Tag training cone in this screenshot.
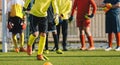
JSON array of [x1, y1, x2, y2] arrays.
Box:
[[43, 62, 53, 65]]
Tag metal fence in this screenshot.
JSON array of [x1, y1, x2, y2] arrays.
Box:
[[0, 10, 108, 42], [47, 11, 108, 42]]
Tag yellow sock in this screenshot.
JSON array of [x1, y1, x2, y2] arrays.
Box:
[[28, 34, 37, 46], [19, 33, 24, 48], [37, 35, 46, 55], [12, 34, 18, 48]]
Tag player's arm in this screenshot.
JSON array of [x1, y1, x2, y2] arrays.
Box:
[[62, 0, 72, 17], [24, 0, 31, 9], [68, 0, 77, 22], [52, 0, 59, 15], [84, 0, 97, 20], [71, 0, 77, 16], [52, 0, 59, 25], [90, 0, 97, 15], [112, 2, 120, 8]]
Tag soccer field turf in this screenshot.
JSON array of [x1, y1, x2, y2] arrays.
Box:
[[0, 49, 120, 65]]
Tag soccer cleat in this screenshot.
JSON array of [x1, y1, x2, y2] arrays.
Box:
[[80, 47, 86, 50], [43, 54, 49, 60], [87, 47, 95, 51], [56, 49, 64, 54], [105, 47, 112, 51], [37, 54, 45, 61], [27, 45, 32, 55], [43, 50, 49, 54], [20, 47, 26, 52], [14, 48, 19, 53], [115, 47, 120, 51]]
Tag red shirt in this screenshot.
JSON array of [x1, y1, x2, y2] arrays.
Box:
[[71, 0, 97, 21]]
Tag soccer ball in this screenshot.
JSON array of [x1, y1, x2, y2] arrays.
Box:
[[43, 61, 53, 65]]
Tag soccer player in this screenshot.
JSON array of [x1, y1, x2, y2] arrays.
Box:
[[56, 0, 72, 51], [7, 0, 26, 53], [44, 4, 63, 54], [24, 0, 59, 60], [100, 0, 120, 51], [69, 0, 97, 50]]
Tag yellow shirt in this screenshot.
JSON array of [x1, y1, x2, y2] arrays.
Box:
[[7, 0, 24, 18], [24, 0, 58, 17], [57, 0, 72, 19]]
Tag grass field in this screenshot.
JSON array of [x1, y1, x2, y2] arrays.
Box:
[[0, 48, 120, 65]]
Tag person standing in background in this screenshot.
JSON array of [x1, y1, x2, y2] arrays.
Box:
[[69, 0, 97, 50], [100, 0, 120, 51], [56, 0, 72, 51], [24, 0, 59, 60], [7, 0, 26, 53], [44, 4, 63, 54]]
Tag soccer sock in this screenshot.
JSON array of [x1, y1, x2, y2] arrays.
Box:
[[53, 33, 59, 50], [19, 33, 24, 48], [80, 35, 86, 48], [116, 33, 120, 47], [38, 35, 46, 55], [87, 36, 94, 48], [45, 34, 48, 50], [108, 33, 113, 47], [28, 34, 37, 46], [12, 34, 18, 48]]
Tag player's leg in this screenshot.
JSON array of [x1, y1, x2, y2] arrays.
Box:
[[115, 32, 120, 51], [85, 26, 95, 50], [44, 33, 49, 54], [37, 17, 48, 60], [105, 33, 113, 51], [79, 26, 86, 50], [12, 34, 19, 53], [52, 31, 63, 54], [27, 15, 38, 55], [61, 20, 68, 51], [19, 32, 26, 52]]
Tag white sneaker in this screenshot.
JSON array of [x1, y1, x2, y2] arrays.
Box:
[[115, 47, 120, 51], [105, 47, 112, 51]]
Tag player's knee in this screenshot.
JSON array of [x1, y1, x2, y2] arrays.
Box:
[[33, 32, 39, 37], [40, 32, 46, 37]]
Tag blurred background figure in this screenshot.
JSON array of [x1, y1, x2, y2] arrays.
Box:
[[56, 0, 72, 51], [69, 0, 97, 50], [7, 0, 26, 53]]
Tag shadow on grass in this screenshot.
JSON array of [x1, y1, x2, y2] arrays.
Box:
[[0, 56, 38, 61], [49, 55, 120, 58]]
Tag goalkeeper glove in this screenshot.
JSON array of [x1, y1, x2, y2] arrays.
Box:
[[103, 3, 112, 13], [54, 14, 59, 26], [68, 15, 73, 23], [85, 14, 94, 20]]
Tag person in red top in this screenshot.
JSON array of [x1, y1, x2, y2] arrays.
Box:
[[69, 0, 97, 50]]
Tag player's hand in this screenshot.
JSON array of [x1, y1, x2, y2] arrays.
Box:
[[103, 3, 112, 13], [105, 3, 112, 9], [59, 16, 64, 24], [21, 22, 27, 30], [68, 15, 73, 23], [85, 14, 94, 20], [7, 22, 13, 30]]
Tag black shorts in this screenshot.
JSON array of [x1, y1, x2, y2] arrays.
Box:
[[9, 16, 23, 34], [29, 14, 47, 33], [47, 21, 56, 32]]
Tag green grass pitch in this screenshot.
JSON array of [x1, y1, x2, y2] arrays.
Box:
[[0, 49, 120, 65]]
